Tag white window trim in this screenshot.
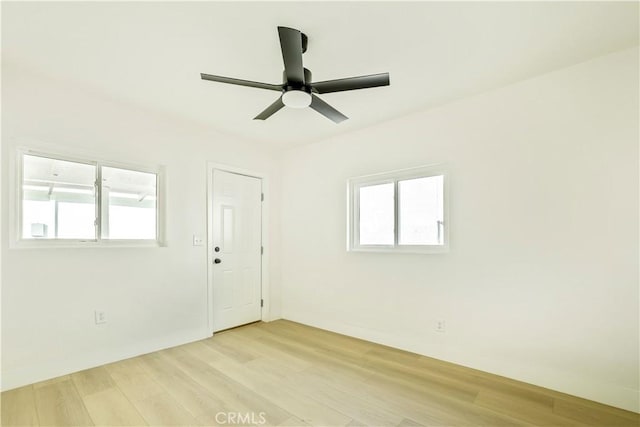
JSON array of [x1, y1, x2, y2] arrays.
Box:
[[12, 147, 166, 248], [347, 164, 449, 254]]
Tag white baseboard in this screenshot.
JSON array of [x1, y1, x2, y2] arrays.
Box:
[[1, 330, 208, 392]]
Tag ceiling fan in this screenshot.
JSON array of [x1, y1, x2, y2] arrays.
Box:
[[200, 26, 390, 124]]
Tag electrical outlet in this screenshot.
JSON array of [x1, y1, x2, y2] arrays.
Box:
[[435, 319, 446, 333], [95, 310, 107, 324]]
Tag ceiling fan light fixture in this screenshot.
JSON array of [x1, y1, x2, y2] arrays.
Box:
[[282, 90, 311, 108]]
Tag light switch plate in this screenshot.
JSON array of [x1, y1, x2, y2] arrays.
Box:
[[193, 235, 204, 246], [95, 310, 106, 324]]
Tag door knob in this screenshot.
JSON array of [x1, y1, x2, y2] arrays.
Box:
[[214, 258, 222, 264]]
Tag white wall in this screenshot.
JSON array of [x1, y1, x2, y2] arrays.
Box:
[[0, 62, 282, 390], [279, 48, 639, 412]]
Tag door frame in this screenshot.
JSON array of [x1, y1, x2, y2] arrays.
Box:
[[206, 162, 270, 335]]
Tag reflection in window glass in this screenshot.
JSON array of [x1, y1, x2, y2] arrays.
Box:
[[398, 175, 444, 245], [21, 155, 96, 239], [22, 200, 55, 238], [359, 183, 394, 245], [102, 167, 157, 240]]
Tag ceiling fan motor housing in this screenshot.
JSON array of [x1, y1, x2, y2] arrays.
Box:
[[283, 68, 313, 93]]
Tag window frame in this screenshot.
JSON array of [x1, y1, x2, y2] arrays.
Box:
[[347, 164, 449, 254], [13, 148, 165, 248]]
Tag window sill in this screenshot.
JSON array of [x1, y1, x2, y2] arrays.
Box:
[[11, 239, 165, 249], [348, 245, 449, 254]]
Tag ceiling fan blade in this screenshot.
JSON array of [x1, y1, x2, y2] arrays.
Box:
[[310, 94, 348, 124], [312, 73, 390, 94], [254, 97, 285, 120], [277, 26, 305, 86], [200, 73, 282, 91]]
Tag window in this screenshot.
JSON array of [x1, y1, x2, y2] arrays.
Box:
[[348, 165, 447, 253], [17, 150, 163, 245], [101, 166, 157, 240]]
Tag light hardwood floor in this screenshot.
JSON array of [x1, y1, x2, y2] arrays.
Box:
[[1, 320, 638, 426]]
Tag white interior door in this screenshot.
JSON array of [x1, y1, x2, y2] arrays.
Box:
[[211, 169, 262, 332]]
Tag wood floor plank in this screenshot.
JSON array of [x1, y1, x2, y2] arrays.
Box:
[[553, 398, 640, 426], [4, 320, 639, 427], [277, 415, 312, 426], [260, 320, 374, 357], [304, 383, 405, 426], [227, 332, 313, 372], [164, 344, 294, 426], [179, 340, 229, 365], [474, 390, 582, 426], [151, 371, 231, 419], [1, 385, 39, 427], [286, 342, 482, 425], [365, 371, 530, 426], [297, 352, 512, 426], [34, 379, 93, 426], [361, 347, 485, 401], [131, 392, 199, 426], [104, 357, 164, 403], [32, 375, 71, 389], [82, 387, 147, 426], [397, 418, 425, 427], [201, 332, 260, 363], [211, 357, 353, 426], [358, 349, 480, 404], [139, 350, 186, 378], [256, 332, 375, 385], [71, 366, 116, 397]]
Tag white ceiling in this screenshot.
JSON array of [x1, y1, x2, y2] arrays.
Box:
[[2, 2, 638, 150]]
